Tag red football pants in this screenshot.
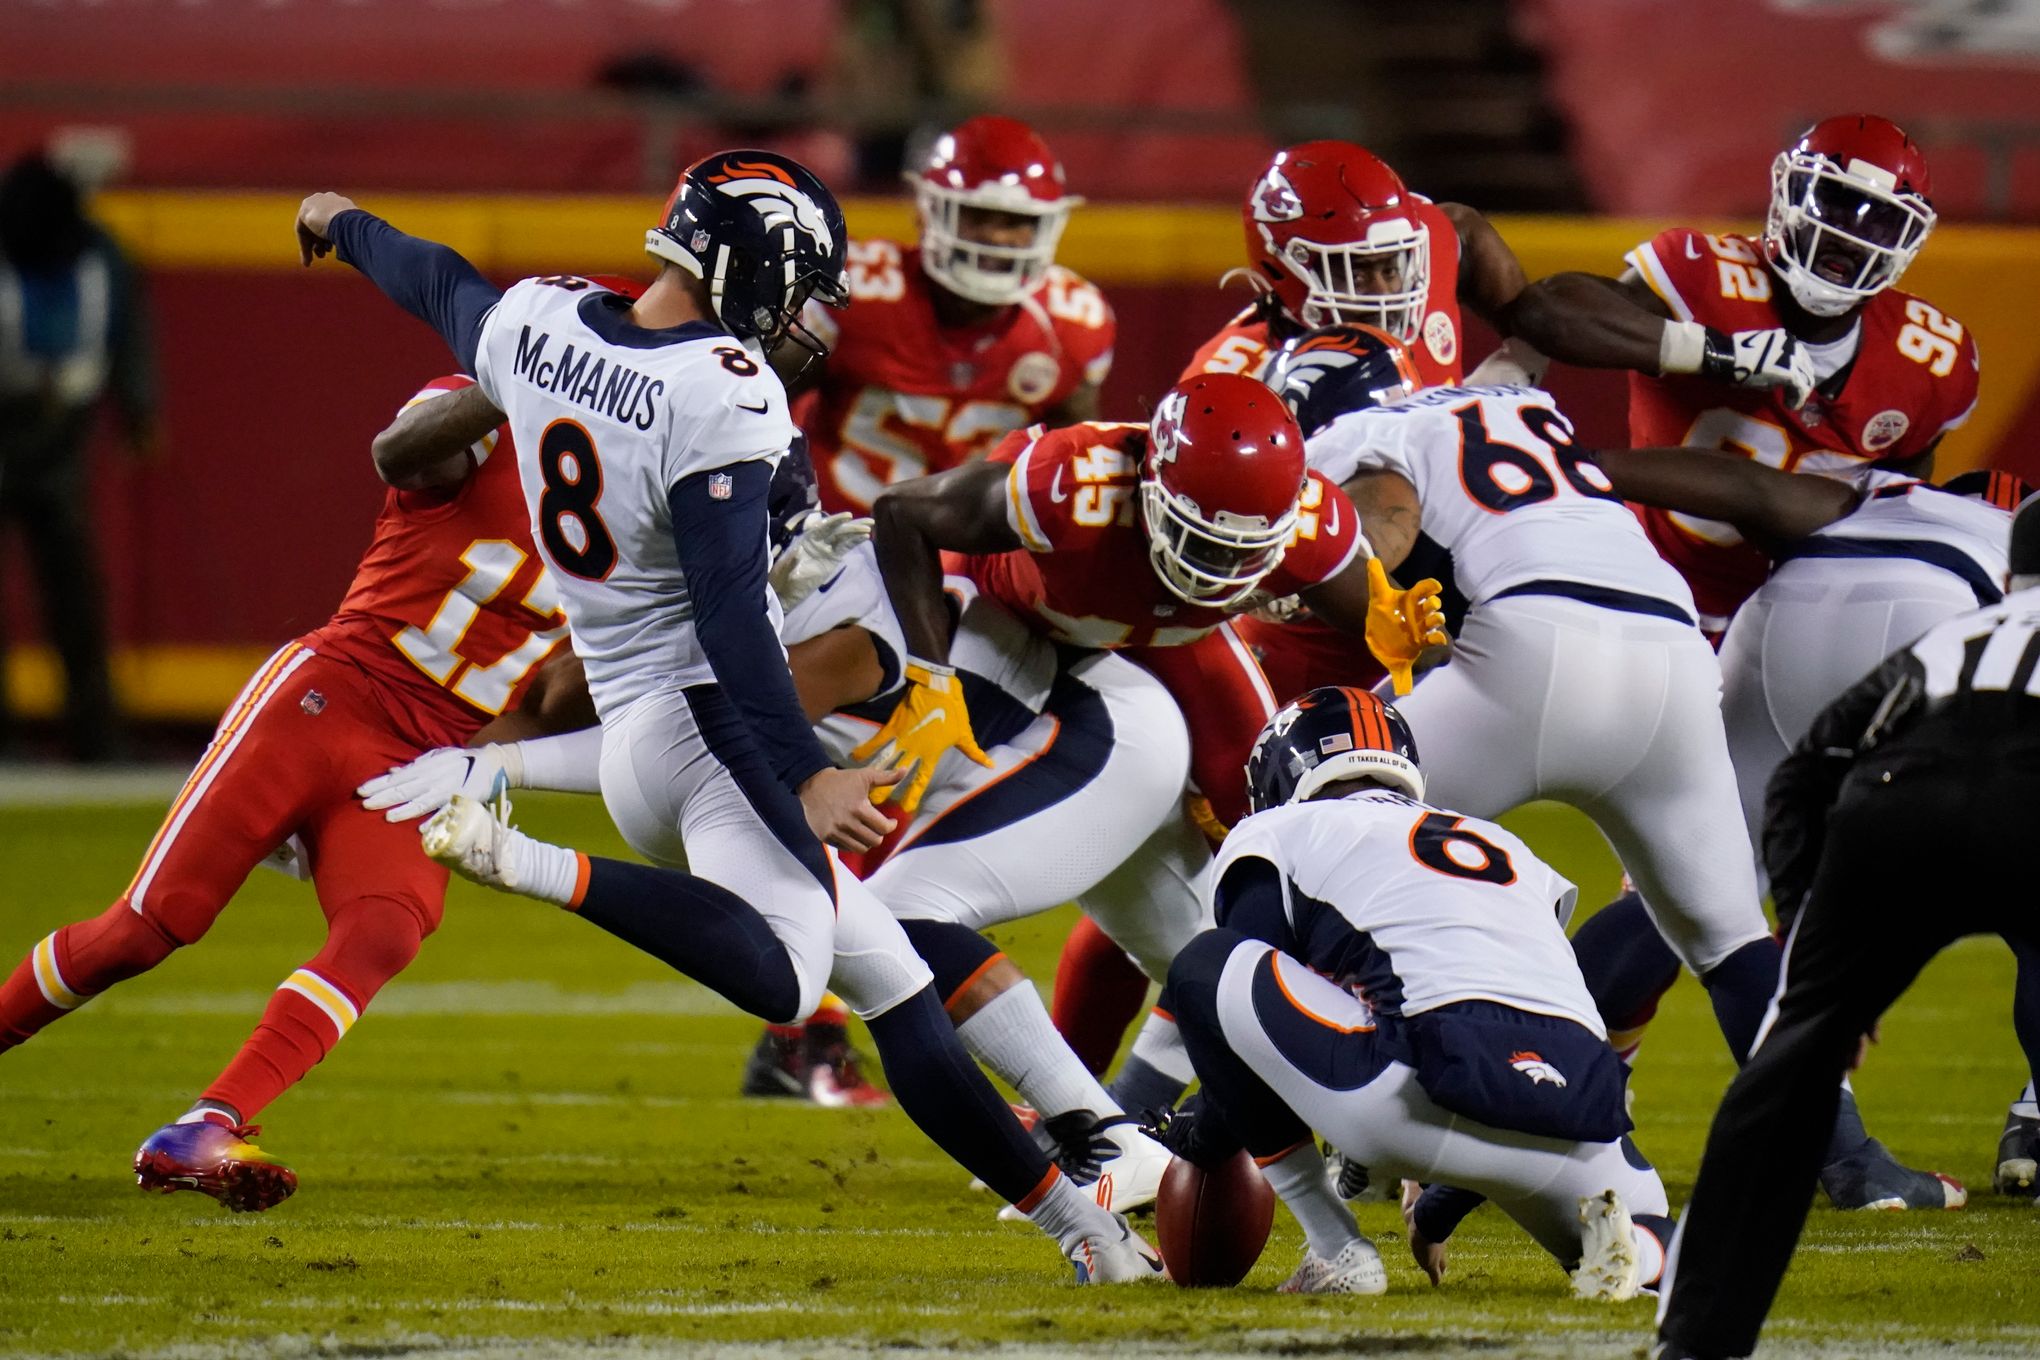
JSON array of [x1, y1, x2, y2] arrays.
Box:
[[1227, 612, 1386, 711], [1125, 623, 1277, 834], [0, 642, 449, 1114]]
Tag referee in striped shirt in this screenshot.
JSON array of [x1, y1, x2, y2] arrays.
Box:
[[1655, 495, 2040, 1360]]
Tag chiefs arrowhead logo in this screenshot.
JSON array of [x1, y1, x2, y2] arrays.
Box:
[[1509, 1050, 1568, 1087], [1150, 389, 1189, 465], [1252, 166, 1303, 223]]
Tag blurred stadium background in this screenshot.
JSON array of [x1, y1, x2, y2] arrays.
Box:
[[3, 0, 2040, 758]]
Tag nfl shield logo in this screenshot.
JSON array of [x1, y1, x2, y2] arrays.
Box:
[[709, 472, 733, 501], [300, 689, 326, 716]]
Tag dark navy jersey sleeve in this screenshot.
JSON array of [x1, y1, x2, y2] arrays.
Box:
[[669, 461, 836, 793], [328, 210, 501, 375], [1211, 854, 1294, 953]]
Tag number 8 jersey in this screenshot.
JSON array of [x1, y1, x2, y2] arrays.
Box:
[[473, 276, 799, 716], [1305, 384, 1695, 617]]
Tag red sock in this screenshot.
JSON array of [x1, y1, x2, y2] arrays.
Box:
[[202, 897, 426, 1119], [1050, 916, 1152, 1074], [0, 901, 179, 1051]]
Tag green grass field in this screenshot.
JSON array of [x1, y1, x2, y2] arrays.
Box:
[[1, 790, 2033, 1359]]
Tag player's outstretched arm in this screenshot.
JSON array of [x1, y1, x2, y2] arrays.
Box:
[[857, 462, 1019, 811], [1340, 470, 1424, 573], [295, 193, 502, 374], [869, 461, 1020, 666], [1588, 445, 1859, 550], [1497, 270, 1675, 373], [371, 381, 507, 490], [1300, 553, 1446, 697], [1503, 269, 1815, 407]]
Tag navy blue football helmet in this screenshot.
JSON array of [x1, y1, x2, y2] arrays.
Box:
[[647, 150, 849, 362], [1245, 685, 1424, 814], [1265, 323, 1422, 439]]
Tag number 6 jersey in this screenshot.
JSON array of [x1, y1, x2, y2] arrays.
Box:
[[1215, 789, 1599, 1031], [472, 276, 799, 716], [1305, 384, 1695, 616]]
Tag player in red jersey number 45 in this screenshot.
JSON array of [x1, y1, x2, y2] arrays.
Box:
[[858, 372, 1445, 832], [800, 115, 1114, 514], [0, 375, 582, 1211]]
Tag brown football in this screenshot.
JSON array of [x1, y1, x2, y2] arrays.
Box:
[[1154, 1151, 1275, 1287]]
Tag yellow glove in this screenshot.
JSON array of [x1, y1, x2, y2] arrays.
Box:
[[1365, 557, 1448, 695], [848, 658, 993, 814]]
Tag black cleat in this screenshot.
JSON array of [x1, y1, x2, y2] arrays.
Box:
[[739, 1027, 807, 1098], [1994, 1107, 2039, 1199], [1820, 1137, 1966, 1210]]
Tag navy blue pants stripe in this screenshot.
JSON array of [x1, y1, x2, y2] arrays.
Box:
[[908, 668, 1116, 851], [1246, 947, 1400, 1093], [683, 683, 835, 897]]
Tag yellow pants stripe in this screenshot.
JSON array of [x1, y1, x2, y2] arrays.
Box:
[[31, 935, 85, 1010], [280, 969, 359, 1039]]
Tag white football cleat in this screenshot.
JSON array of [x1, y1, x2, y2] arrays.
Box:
[[421, 793, 533, 893], [1083, 1120, 1173, 1214], [1068, 1213, 1166, 1284], [1277, 1236, 1389, 1295], [1569, 1190, 1642, 1302], [996, 1116, 1172, 1221]]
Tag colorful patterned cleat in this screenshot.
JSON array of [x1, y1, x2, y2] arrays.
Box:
[[134, 1120, 297, 1213]]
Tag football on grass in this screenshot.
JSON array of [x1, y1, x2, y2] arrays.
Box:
[[1154, 1151, 1274, 1287]]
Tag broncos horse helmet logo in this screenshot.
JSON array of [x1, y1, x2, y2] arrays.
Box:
[[1509, 1050, 1568, 1088], [706, 158, 837, 256]]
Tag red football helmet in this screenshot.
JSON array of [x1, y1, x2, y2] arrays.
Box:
[[1140, 373, 1308, 607], [1243, 141, 1430, 343], [910, 115, 1082, 306], [1764, 114, 1935, 317]]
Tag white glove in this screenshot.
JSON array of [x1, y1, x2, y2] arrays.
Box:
[[1662, 321, 1815, 409], [1465, 336, 1551, 388], [358, 743, 524, 823], [258, 834, 314, 881], [769, 511, 873, 610]]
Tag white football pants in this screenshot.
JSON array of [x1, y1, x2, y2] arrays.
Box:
[[597, 684, 931, 1022], [872, 648, 1210, 981], [1393, 596, 1770, 975], [1215, 937, 1668, 1265], [1719, 557, 1977, 849]]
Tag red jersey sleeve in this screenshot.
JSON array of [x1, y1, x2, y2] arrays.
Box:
[[1266, 472, 1365, 591], [1623, 228, 1782, 332], [993, 422, 1145, 556]]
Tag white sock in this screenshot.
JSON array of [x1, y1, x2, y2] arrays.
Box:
[[2013, 1081, 2038, 1121], [505, 828, 582, 906], [1632, 1223, 1667, 1287], [177, 1100, 240, 1127], [1024, 1169, 1113, 1251], [957, 983, 1121, 1119], [1260, 1141, 1361, 1259], [1128, 1009, 1198, 1084]]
